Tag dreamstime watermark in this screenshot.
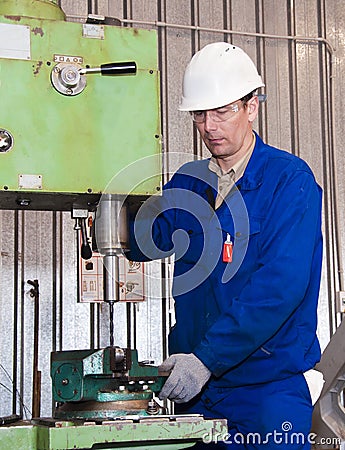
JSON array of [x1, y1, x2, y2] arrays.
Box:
[[202, 421, 342, 446]]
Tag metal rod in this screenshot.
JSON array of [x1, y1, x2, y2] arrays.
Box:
[[79, 67, 101, 75], [28, 279, 41, 418]]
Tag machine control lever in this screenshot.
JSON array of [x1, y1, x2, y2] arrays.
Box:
[[51, 62, 136, 96], [79, 61, 137, 76], [79, 218, 92, 260]]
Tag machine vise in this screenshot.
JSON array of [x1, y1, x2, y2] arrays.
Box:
[[51, 347, 167, 419]]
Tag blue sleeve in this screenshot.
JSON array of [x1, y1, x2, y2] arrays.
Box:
[[126, 179, 177, 262], [193, 166, 323, 376]]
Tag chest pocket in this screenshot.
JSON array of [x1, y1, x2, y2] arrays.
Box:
[[231, 216, 261, 243]]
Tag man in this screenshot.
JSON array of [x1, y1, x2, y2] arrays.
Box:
[[127, 42, 323, 448]]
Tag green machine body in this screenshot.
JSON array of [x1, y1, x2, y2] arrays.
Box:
[[0, 0, 162, 211]]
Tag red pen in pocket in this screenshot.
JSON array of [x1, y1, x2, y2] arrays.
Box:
[[222, 233, 233, 263]]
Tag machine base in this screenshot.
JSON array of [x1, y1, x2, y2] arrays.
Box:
[[0, 415, 227, 449]]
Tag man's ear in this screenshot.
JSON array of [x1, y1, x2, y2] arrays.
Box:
[[248, 96, 259, 123]]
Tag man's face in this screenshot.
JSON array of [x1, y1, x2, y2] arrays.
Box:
[[194, 96, 259, 165]]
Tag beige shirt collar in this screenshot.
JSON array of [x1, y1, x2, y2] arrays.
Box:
[[208, 133, 256, 182], [208, 133, 256, 208]]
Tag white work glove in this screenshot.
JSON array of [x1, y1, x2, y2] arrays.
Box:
[[158, 353, 211, 403]]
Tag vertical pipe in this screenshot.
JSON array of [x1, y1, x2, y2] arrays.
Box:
[[316, 0, 337, 336], [122, 0, 132, 23], [51, 212, 58, 414], [20, 212, 26, 418], [87, 0, 93, 15], [328, 61, 344, 297], [191, 0, 200, 159], [12, 211, 19, 415], [52, 212, 57, 352], [324, 56, 336, 337], [254, 0, 266, 140], [286, 0, 300, 157], [123, 0, 127, 21], [59, 213, 63, 350], [158, 0, 170, 362], [222, 0, 230, 43], [158, 0, 169, 182]]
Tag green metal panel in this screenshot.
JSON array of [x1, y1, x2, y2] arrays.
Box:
[[45, 419, 224, 449], [0, 13, 161, 210], [0, 417, 228, 449]]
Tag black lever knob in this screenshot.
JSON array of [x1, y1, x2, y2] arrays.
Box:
[[79, 218, 92, 260], [100, 61, 137, 76], [79, 61, 137, 76]]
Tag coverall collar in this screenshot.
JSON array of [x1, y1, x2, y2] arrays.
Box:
[[234, 131, 266, 191]]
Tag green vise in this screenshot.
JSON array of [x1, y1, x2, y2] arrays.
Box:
[[51, 347, 167, 419]]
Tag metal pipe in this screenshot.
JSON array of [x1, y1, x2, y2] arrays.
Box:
[[65, 14, 335, 54], [12, 211, 19, 416], [327, 52, 344, 329]]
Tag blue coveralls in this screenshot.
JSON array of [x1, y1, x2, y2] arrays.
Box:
[[128, 133, 323, 449]]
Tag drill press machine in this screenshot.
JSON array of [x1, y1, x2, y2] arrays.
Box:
[[0, 1, 227, 447]]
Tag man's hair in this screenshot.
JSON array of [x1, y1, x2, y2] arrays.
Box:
[[241, 91, 255, 106]]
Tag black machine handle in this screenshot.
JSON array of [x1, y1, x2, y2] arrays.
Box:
[[79, 218, 93, 260], [100, 62, 137, 76], [79, 61, 137, 76]]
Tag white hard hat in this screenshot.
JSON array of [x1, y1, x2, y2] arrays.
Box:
[[179, 42, 265, 111]]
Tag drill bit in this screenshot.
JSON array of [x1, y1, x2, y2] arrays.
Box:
[[109, 301, 115, 347]]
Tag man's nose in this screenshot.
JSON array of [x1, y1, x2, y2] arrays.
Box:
[[203, 111, 218, 131]]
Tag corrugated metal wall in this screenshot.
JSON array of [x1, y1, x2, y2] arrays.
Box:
[[1, 0, 345, 419]]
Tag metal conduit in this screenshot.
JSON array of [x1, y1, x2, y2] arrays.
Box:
[[119, 18, 335, 54], [65, 14, 334, 53]]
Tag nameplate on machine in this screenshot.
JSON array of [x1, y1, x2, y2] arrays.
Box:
[[0, 23, 31, 60]]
